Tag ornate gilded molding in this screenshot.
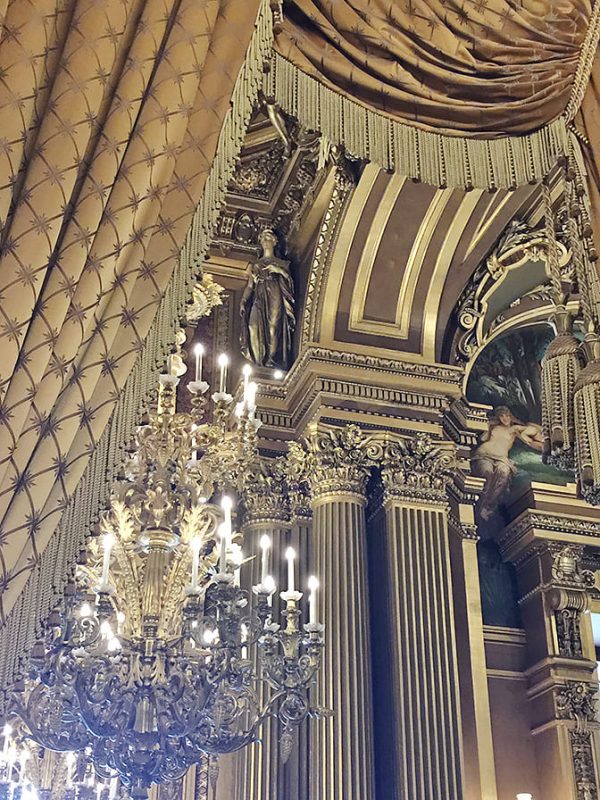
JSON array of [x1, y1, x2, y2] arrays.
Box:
[[550, 545, 595, 589], [571, 731, 599, 800], [376, 434, 456, 505], [455, 218, 570, 363], [555, 681, 597, 725], [279, 444, 312, 522], [186, 274, 224, 324], [302, 174, 355, 346], [501, 513, 600, 562], [546, 545, 594, 659]]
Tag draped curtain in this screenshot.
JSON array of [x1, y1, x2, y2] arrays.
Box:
[[271, 0, 600, 191], [0, 0, 272, 704], [277, 0, 590, 134]]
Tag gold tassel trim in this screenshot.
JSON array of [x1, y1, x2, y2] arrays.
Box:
[[0, 0, 276, 715], [264, 53, 570, 190], [574, 358, 600, 505], [541, 321, 583, 470]]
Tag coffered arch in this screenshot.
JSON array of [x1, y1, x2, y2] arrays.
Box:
[[305, 162, 540, 367]]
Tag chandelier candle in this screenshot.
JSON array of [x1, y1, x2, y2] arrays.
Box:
[[286, 546, 296, 593], [99, 533, 114, 589], [193, 342, 204, 381], [218, 523, 228, 573], [308, 576, 319, 625], [221, 495, 233, 537], [242, 363, 252, 402], [217, 353, 229, 393], [260, 534, 271, 585]]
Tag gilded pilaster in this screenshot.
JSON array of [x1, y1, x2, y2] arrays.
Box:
[[447, 473, 497, 800], [501, 513, 600, 800], [298, 425, 376, 800], [376, 434, 465, 799]]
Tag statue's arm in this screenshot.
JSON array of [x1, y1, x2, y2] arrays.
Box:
[[240, 275, 254, 315]]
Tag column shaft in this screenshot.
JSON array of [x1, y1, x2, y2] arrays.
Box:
[[383, 499, 464, 799], [310, 494, 375, 800]]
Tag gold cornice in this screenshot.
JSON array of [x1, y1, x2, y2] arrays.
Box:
[[253, 345, 462, 440]]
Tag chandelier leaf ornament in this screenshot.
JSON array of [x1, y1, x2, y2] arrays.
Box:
[[10, 344, 326, 798]]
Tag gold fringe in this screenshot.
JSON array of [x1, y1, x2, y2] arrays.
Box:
[[0, 0, 275, 715], [566, 0, 600, 122], [264, 53, 570, 190]]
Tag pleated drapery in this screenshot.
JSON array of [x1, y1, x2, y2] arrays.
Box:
[[0, 0, 274, 708]]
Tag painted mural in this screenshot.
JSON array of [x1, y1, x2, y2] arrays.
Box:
[[466, 323, 574, 627]]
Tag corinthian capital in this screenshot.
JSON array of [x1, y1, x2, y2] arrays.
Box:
[[242, 460, 289, 525], [303, 424, 372, 500], [378, 433, 455, 504]]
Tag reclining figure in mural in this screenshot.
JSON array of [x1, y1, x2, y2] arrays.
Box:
[[471, 406, 543, 521], [240, 228, 295, 370]]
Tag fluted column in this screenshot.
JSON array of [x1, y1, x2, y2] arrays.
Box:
[[378, 434, 464, 799], [301, 425, 376, 800], [233, 466, 290, 800]]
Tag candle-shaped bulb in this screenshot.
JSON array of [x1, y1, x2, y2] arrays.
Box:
[[80, 602, 92, 618], [308, 575, 319, 625], [218, 522, 228, 572], [247, 381, 258, 413], [264, 574, 276, 608], [100, 533, 114, 586], [193, 342, 204, 382], [190, 536, 201, 591], [221, 495, 233, 537], [260, 534, 271, 584], [285, 546, 296, 593], [217, 353, 229, 393]]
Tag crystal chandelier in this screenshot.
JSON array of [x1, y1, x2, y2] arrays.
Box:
[[12, 346, 326, 798]]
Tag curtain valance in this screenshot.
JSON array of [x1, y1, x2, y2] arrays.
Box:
[[271, 0, 600, 189]]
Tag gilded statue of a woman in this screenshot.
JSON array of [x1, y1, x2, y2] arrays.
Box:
[[240, 228, 295, 370]]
